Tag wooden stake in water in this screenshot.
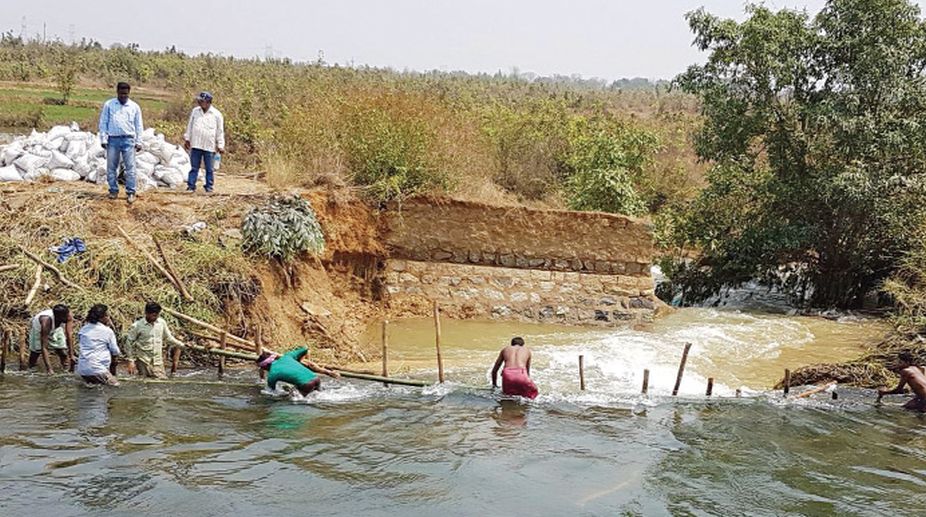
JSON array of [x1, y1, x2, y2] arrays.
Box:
[[0, 329, 7, 373], [256, 326, 266, 381], [735, 388, 742, 398], [783, 369, 791, 396], [671, 343, 692, 396], [217, 331, 227, 379], [382, 320, 389, 387], [170, 345, 181, 377], [706, 377, 714, 397], [19, 332, 27, 371], [433, 301, 445, 383], [642, 369, 650, 394], [578, 355, 586, 391]]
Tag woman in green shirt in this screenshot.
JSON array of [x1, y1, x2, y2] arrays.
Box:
[[256, 346, 340, 396]]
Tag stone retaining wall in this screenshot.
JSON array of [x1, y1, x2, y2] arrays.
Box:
[[384, 259, 656, 325], [386, 197, 653, 276]]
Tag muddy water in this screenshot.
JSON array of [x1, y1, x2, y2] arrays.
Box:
[[363, 308, 887, 395], [4, 309, 926, 516]]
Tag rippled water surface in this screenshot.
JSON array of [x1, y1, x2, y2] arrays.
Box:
[[2, 309, 924, 516]]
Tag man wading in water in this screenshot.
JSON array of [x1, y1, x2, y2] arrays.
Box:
[[878, 351, 926, 411], [491, 337, 539, 399], [256, 346, 340, 396]]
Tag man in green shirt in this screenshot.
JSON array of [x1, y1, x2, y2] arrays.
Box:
[[124, 302, 184, 379], [256, 346, 340, 396]]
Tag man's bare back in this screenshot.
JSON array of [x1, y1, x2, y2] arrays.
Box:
[[879, 353, 926, 411], [490, 337, 538, 399], [499, 345, 531, 370]]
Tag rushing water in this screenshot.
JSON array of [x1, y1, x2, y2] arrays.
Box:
[[2, 308, 925, 516]]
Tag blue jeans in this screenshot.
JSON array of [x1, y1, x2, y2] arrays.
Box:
[[188, 148, 215, 192], [106, 136, 136, 195]]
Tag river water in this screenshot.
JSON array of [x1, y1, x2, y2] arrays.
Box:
[[2, 308, 925, 516]]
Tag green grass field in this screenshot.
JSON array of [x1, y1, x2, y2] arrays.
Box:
[[0, 83, 168, 130]]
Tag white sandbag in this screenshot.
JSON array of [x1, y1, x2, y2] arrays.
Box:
[[47, 150, 75, 170], [137, 159, 155, 176], [65, 139, 87, 160], [13, 153, 50, 174], [44, 137, 64, 151], [69, 121, 80, 132], [136, 152, 159, 165], [49, 168, 81, 182], [0, 164, 23, 181], [63, 131, 87, 141], [88, 136, 105, 158], [152, 143, 177, 163], [59, 138, 70, 152], [73, 156, 91, 178], [141, 127, 156, 141], [23, 167, 48, 181], [154, 165, 185, 188], [1, 142, 23, 166], [46, 125, 72, 140]]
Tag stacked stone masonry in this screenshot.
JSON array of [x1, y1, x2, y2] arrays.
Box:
[[385, 260, 656, 326], [382, 196, 658, 326]]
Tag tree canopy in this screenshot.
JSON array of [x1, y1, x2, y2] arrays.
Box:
[[666, 0, 926, 308]]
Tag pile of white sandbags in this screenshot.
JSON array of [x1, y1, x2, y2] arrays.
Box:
[[0, 123, 189, 189]]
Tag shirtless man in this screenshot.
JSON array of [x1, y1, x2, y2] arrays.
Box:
[[491, 336, 538, 399], [877, 351, 926, 411]]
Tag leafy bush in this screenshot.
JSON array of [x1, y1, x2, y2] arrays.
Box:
[[242, 196, 325, 261], [563, 116, 658, 215]]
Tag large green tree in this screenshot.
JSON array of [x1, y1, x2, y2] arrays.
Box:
[[668, 0, 926, 308]]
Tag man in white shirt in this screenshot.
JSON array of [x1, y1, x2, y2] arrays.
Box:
[[183, 91, 225, 193]]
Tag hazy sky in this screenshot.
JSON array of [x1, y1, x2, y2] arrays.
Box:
[[2, 0, 920, 80]]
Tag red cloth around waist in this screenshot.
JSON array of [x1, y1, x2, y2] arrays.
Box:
[[501, 367, 538, 399]]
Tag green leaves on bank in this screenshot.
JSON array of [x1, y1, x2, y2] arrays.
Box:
[[242, 196, 325, 262]]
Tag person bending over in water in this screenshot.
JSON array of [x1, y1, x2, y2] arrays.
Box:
[[878, 351, 926, 411], [491, 336, 538, 399], [256, 346, 340, 396], [76, 304, 122, 386]]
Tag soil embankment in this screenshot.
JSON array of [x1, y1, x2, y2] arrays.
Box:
[[0, 181, 658, 365]]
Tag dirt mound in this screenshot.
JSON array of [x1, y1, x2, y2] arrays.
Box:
[[0, 181, 384, 365]]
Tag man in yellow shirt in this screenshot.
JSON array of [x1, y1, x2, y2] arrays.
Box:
[[124, 302, 184, 379]]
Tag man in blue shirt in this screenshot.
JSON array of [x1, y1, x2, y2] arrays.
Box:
[[98, 82, 144, 204]]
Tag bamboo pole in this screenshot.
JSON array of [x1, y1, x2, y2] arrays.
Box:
[[170, 345, 181, 377], [706, 377, 714, 397], [0, 264, 19, 273], [187, 330, 255, 352], [152, 235, 194, 302], [18, 332, 27, 370], [783, 369, 791, 396], [433, 301, 445, 383], [217, 332, 227, 379], [0, 329, 7, 373], [18, 245, 83, 290], [671, 343, 692, 396], [794, 381, 836, 399], [381, 320, 389, 386], [641, 368, 650, 394], [117, 226, 193, 302], [24, 265, 42, 306], [256, 325, 266, 381], [578, 355, 586, 391], [163, 307, 262, 351]]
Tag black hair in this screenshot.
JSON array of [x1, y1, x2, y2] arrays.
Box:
[[52, 304, 69, 326], [145, 301, 162, 315], [899, 351, 916, 365], [256, 351, 273, 364], [116, 82, 131, 91], [87, 304, 108, 324], [511, 336, 525, 347]]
